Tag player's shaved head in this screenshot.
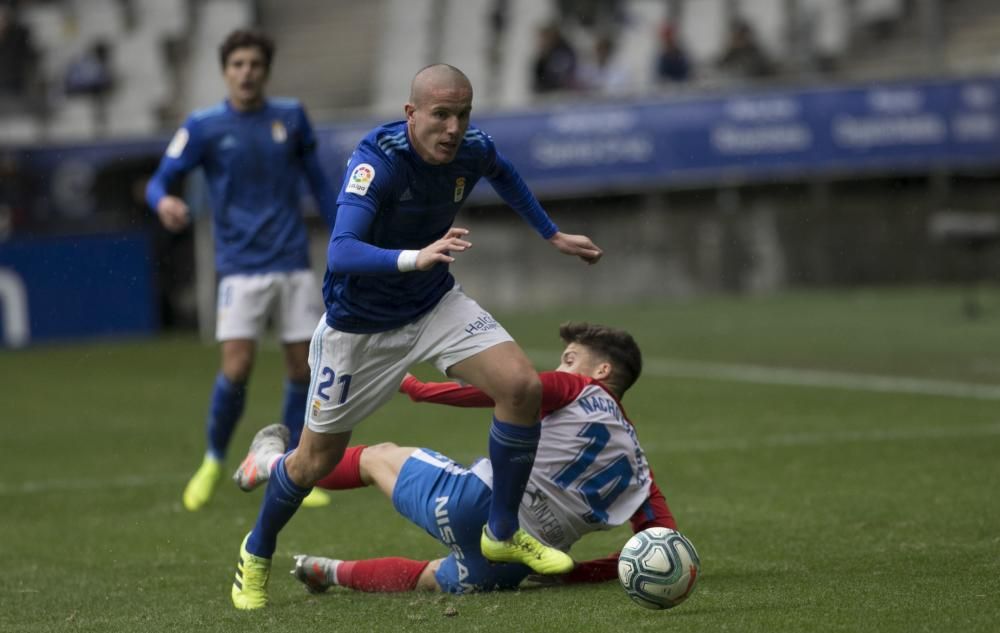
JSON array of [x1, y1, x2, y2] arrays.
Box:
[[409, 64, 472, 105], [405, 64, 473, 164]]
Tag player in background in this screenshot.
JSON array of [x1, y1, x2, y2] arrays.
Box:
[[229, 63, 604, 609], [236, 322, 676, 594], [145, 29, 337, 512]]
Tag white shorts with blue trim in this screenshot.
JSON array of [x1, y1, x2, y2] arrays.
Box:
[[305, 285, 513, 434], [215, 270, 323, 342], [391, 449, 530, 594]]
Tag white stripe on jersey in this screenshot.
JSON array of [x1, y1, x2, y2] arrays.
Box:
[[519, 383, 652, 551], [410, 449, 494, 482]]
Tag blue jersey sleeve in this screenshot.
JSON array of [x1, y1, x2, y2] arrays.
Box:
[[296, 105, 338, 230], [327, 203, 403, 274], [328, 146, 405, 275], [483, 140, 559, 240], [145, 116, 205, 212]]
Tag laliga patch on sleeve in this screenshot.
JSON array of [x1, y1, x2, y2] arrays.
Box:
[[166, 128, 189, 158], [345, 163, 375, 196]]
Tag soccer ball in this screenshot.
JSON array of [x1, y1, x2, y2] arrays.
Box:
[[617, 527, 700, 610]]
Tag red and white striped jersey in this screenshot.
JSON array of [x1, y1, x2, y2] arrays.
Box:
[[517, 374, 651, 550], [401, 371, 673, 565]]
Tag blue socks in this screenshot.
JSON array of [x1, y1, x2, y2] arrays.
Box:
[[206, 375, 308, 459], [246, 454, 310, 558], [487, 417, 540, 540], [281, 379, 309, 449], [206, 372, 247, 461]]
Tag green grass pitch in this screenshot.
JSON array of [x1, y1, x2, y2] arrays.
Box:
[[2, 286, 998, 632]]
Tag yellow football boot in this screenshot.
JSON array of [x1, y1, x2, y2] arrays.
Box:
[[182, 455, 223, 511], [232, 533, 271, 610], [480, 527, 574, 575]]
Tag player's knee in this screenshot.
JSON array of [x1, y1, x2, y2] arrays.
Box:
[[287, 366, 310, 383], [366, 441, 400, 453], [223, 367, 252, 384], [493, 371, 542, 411], [284, 349, 310, 382], [221, 351, 254, 382]]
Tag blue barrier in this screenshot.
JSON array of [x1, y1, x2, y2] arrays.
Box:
[[0, 233, 157, 347], [317, 76, 1000, 200], [10, 76, 1000, 221]]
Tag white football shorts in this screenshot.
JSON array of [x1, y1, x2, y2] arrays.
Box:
[[215, 269, 323, 343], [305, 285, 514, 434]]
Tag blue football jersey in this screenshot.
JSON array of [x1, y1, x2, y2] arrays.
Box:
[[147, 98, 328, 276], [324, 120, 558, 333]]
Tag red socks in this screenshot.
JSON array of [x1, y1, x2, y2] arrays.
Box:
[[315, 445, 367, 490], [337, 558, 430, 592], [311, 447, 429, 591]]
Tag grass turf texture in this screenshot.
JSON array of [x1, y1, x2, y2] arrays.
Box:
[[2, 286, 999, 632]]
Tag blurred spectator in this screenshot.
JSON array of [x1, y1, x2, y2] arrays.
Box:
[[555, 0, 626, 35], [578, 35, 632, 95], [486, 0, 508, 97], [791, 5, 838, 75], [717, 19, 776, 79], [0, 3, 39, 110], [64, 40, 115, 97], [654, 22, 690, 83], [64, 39, 115, 133], [532, 23, 579, 94]]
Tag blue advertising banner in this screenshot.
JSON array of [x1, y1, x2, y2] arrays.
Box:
[[318, 76, 1000, 199], [5, 76, 997, 345], [10, 76, 1000, 222], [0, 233, 157, 347]]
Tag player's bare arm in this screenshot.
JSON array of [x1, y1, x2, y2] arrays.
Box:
[[156, 195, 191, 232], [415, 227, 471, 270], [548, 231, 603, 265]]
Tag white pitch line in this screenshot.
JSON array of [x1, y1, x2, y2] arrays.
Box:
[[650, 423, 1000, 453], [645, 358, 1000, 401], [526, 349, 1000, 401], [6, 355, 1000, 497]]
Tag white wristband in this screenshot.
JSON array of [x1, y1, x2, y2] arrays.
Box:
[[397, 250, 420, 272]]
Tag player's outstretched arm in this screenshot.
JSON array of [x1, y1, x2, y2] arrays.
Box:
[[548, 231, 603, 265], [399, 373, 495, 407]]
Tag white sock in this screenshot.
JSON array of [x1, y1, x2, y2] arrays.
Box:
[[327, 559, 343, 585], [266, 454, 282, 473]]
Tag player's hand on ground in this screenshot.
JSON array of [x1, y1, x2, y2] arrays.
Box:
[[548, 231, 603, 265], [415, 227, 471, 270], [156, 195, 191, 232]]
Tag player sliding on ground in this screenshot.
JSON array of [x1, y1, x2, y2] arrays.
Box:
[[235, 323, 677, 594]]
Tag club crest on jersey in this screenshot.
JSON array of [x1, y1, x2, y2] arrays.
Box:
[[453, 177, 466, 202], [346, 163, 375, 196], [271, 120, 287, 143]]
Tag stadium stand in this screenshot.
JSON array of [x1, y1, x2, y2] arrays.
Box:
[[5, 0, 1000, 139], [256, 0, 377, 117], [4, 0, 1000, 338]]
